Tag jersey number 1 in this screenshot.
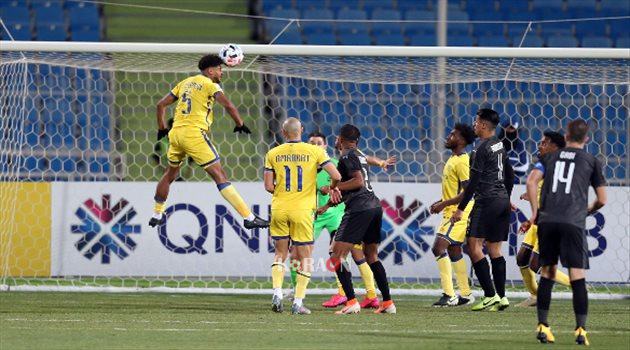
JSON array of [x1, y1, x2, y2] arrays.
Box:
[[284, 165, 303, 192], [552, 161, 575, 194]]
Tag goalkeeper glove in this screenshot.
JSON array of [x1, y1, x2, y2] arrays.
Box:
[[233, 124, 252, 134], [157, 128, 169, 141]]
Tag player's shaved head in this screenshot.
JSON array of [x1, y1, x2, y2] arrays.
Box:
[[282, 117, 303, 140]]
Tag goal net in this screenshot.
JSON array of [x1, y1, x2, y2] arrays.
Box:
[[1, 42, 628, 297]]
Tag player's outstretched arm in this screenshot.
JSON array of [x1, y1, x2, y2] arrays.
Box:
[[215, 92, 251, 133], [156, 93, 177, 140], [366, 155, 397, 170]]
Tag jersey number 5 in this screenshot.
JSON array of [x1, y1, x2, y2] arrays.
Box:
[[181, 92, 192, 115], [284, 165, 303, 192], [552, 161, 575, 194]]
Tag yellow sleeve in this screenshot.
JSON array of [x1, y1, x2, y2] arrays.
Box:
[[207, 82, 223, 97], [316, 147, 331, 166], [455, 157, 470, 182], [264, 152, 273, 172], [170, 81, 181, 99]]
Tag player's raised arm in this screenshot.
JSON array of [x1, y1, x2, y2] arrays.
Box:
[[214, 91, 251, 134], [366, 154, 397, 170], [156, 92, 177, 140]]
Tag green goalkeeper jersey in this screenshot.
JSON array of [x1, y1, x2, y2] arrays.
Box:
[[316, 158, 345, 217]]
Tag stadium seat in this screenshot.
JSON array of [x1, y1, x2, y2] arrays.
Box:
[[36, 24, 67, 41], [609, 19, 629, 37], [274, 31, 302, 44], [304, 32, 336, 44], [3, 23, 32, 40], [581, 36, 613, 47], [546, 35, 579, 47], [338, 32, 372, 45], [33, 2, 65, 26], [374, 33, 406, 46], [473, 23, 505, 37], [71, 28, 100, 41], [336, 8, 368, 33], [467, 0, 497, 13], [600, 0, 630, 14], [448, 35, 474, 46], [575, 20, 607, 38], [370, 8, 401, 35], [409, 33, 437, 46], [447, 10, 470, 34], [616, 36, 630, 48], [69, 5, 101, 31], [477, 35, 509, 46], [0, 2, 30, 26], [500, 1, 530, 14], [512, 34, 544, 47], [531, 0, 564, 11]]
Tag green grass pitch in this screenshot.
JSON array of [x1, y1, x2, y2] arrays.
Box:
[[1, 292, 628, 349]]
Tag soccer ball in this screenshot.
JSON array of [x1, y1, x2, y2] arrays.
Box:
[[219, 44, 244, 67]]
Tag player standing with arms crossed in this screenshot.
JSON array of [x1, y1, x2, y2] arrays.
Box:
[[264, 118, 342, 315], [527, 120, 606, 345], [451, 108, 514, 312]]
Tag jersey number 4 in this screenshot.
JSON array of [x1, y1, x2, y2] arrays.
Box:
[[552, 161, 575, 194], [284, 165, 303, 192]]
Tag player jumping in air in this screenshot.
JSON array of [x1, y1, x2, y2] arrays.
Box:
[[324, 124, 396, 315], [516, 131, 571, 307], [527, 120, 606, 345], [302, 131, 396, 309], [264, 118, 342, 315], [149, 54, 268, 229], [451, 108, 514, 312], [429, 123, 476, 307]]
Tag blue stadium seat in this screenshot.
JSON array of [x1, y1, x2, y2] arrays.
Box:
[[274, 30, 302, 44], [295, 0, 327, 11], [538, 22, 574, 37], [575, 21, 607, 38], [3, 23, 32, 40], [0, 2, 30, 26], [512, 34, 544, 47], [336, 9, 367, 32], [531, 0, 564, 11], [36, 24, 67, 41], [473, 23, 505, 37], [477, 35, 509, 46], [467, 0, 497, 13], [330, 1, 362, 13], [33, 2, 64, 26], [409, 34, 437, 46], [616, 37, 630, 48], [500, 1, 530, 14], [71, 28, 100, 41], [266, 9, 299, 39], [600, 0, 630, 14], [404, 22, 435, 36], [546, 35, 579, 47], [569, 0, 598, 11], [447, 10, 470, 34], [304, 32, 336, 44], [448, 35, 474, 46], [370, 8, 401, 35], [374, 32, 406, 46], [609, 19, 629, 37], [69, 5, 100, 31], [581, 36, 613, 47], [338, 32, 372, 45], [405, 10, 435, 20], [397, 0, 426, 11]]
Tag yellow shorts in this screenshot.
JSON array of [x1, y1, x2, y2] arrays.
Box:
[[167, 127, 220, 167], [522, 224, 539, 253], [270, 209, 315, 245], [437, 208, 471, 244]]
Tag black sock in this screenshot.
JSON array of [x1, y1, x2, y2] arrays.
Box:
[[537, 277, 555, 326], [571, 278, 588, 329], [472, 258, 496, 297], [369, 261, 391, 301], [490, 256, 506, 298], [334, 260, 355, 300]]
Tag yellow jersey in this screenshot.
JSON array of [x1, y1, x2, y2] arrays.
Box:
[[170, 74, 223, 131], [442, 153, 472, 213], [264, 141, 331, 210]]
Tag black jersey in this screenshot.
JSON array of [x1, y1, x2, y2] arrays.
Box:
[[537, 147, 606, 229], [458, 136, 514, 210], [337, 149, 381, 213]]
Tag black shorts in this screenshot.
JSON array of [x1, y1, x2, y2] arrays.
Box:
[[466, 198, 510, 243], [334, 207, 383, 245], [538, 222, 589, 269]]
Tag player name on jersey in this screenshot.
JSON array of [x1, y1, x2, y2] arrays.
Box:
[[275, 154, 311, 163]]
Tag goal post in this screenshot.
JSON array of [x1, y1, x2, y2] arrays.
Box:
[[1, 41, 628, 298]]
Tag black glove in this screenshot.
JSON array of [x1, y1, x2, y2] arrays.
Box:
[[233, 124, 252, 134], [157, 128, 169, 141]]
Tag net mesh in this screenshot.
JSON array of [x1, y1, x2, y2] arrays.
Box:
[[0, 49, 628, 294]]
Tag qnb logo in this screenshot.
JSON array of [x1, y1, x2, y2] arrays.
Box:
[[378, 196, 433, 265], [71, 194, 141, 264]]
